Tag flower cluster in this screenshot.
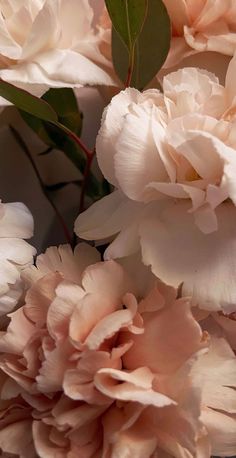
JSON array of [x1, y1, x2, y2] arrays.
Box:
[[76, 56, 236, 311], [0, 244, 235, 457]]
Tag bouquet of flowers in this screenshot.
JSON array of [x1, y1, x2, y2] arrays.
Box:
[[0, 1, 236, 456]]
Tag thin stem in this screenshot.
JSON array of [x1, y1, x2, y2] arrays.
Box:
[[79, 148, 96, 213], [57, 122, 93, 159], [9, 125, 72, 246]]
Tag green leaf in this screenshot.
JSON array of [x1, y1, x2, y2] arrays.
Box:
[[105, 0, 147, 51], [0, 80, 107, 200], [20, 111, 55, 146], [112, 0, 171, 90], [0, 79, 58, 122], [20, 114, 102, 199], [42, 88, 83, 136], [20, 88, 83, 149]]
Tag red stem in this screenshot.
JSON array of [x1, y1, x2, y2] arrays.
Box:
[[59, 123, 93, 159], [125, 46, 135, 88], [79, 148, 96, 213], [125, 65, 133, 88]]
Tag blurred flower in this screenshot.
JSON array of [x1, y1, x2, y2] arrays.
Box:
[[191, 336, 236, 456], [163, 0, 236, 68], [75, 57, 236, 311], [0, 0, 115, 98], [0, 244, 210, 457], [0, 199, 35, 318]]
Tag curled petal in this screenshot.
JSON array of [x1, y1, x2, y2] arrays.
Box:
[[94, 367, 175, 407]]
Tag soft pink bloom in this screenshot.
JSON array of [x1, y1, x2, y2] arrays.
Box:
[[194, 306, 236, 353], [163, 0, 236, 68], [75, 57, 236, 311], [0, 199, 35, 318], [191, 336, 236, 456], [0, 243, 209, 457], [0, 0, 115, 99]]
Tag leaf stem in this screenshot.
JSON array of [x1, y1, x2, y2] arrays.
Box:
[[9, 125, 72, 246], [56, 122, 93, 159]]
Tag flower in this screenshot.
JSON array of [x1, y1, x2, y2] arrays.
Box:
[[163, 0, 236, 68], [0, 199, 35, 319], [191, 336, 236, 456], [0, 243, 210, 457], [0, 0, 115, 98], [75, 57, 236, 311]]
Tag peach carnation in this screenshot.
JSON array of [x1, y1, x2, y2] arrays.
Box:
[[0, 243, 212, 457], [191, 336, 236, 456], [75, 56, 236, 311], [163, 0, 236, 68], [0, 199, 35, 319], [0, 0, 115, 98]]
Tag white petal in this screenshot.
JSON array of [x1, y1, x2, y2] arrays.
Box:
[[0, 202, 34, 238], [75, 190, 142, 240], [0, 238, 35, 265], [114, 110, 168, 201], [0, 48, 115, 92], [96, 88, 142, 186], [140, 201, 236, 312], [21, 0, 60, 60], [0, 12, 21, 59]]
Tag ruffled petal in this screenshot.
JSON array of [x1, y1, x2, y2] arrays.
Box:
[[94, 367, 175, 407], [140, 201, 236, 312], [122, 284, 203, 374]]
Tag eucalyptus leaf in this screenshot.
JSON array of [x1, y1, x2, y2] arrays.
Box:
[[42, 88, 83, 135], [0, 81, 109, 200], [20, 88, 83, 147], [105, 0, 147, 51], [20, 111, 54, 146], [112, 0, 171, 90], [0, 79, 58, 122]]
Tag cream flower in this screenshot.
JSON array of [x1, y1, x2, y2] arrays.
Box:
[[0, 0, 115, 97], [0, 244, 208, 457], [0, 199, 35, 318], [163, 0, 236, 68], [75, 57, 236, 311]]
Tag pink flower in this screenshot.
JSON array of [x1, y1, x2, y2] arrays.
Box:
[[0, 0, 115, 98], [195, 306, 236, 353], [0, 243, 208, 457], [191, 336, 236, 456], [75, 57, 236, 311], [0, 199, 35, 319], [163, 0, 236, 68]]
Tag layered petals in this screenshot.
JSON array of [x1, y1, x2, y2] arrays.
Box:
[[0, 0, 115, 97], [0, 245, 209, 457], [0, 200, 35, 318], [163, 0, 236, 67], [191, 336, 236, 456], [76, 62, 236, 312]]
